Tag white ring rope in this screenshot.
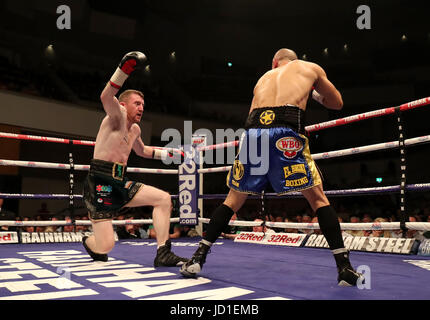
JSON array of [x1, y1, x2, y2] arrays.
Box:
[[8, 130, 428, 174], [196, 96, 430, 152], [1, 218, 429, 231], [312, 134, 430, 161], [199, 218, 430, 231], [1, 98, 429, 234], [0, 218, 180, 227], [198, 134, 430, 174], [1, 183, 430, 200], [0, 160, 178, 174]]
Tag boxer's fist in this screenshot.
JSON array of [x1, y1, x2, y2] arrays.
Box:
[[152, 148, 184, 164], [311, 89, 325, 105], [167, 149, 185, 165], [110, 51, 147, 89], [119, 51, 147, 75]]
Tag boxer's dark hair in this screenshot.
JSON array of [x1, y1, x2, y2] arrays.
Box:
[[119, 89, 144, 103]]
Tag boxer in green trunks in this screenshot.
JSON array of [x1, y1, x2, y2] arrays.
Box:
[[82, 51, 187, 267]]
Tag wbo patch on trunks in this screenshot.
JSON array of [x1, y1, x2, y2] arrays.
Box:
[[276, 137, 304, 159]]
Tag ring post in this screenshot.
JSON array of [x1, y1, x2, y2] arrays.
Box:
[[178, 144, 199, 227], [192, 135, 207, 236], [68, 141, 75, 229], [396, 108, 408, 237]]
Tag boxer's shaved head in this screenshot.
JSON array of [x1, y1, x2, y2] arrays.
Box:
[[272, 48, 298, 69]]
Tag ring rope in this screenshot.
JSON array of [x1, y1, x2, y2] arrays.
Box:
[[196, 97, 430, 152], [0, 218, 180, 227], [1, 98, 429, 236], [2, 183, 430, 200], [305, 96, 430, 132], [0, 132, 183, 156], [312, 134, 430, 161], [1, 217, 428, 231], [1, 97, 428, 152], [195, 218, 430, 231], [0, 194, 181, 200], [8, 130, 428, 174], [199, 183, 430, 199], [197, 134, 430, 174], [0, 160, 178, 174]]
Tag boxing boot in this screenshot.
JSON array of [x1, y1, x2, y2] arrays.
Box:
[[335, 250, 365, 286], [180, 241, 211, 278], [82, 236, 108, 262], [154, 239, 188, 267]]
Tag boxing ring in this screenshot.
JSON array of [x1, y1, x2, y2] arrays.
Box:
[[1, 97, 430, 300]]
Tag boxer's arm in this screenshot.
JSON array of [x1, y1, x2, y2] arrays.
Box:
[[133, 136, 152, 159], [132, 137, 170, 160], [311, 63, 343, 110], [100, 84, 122, 120], [101, 51, 148, 120]]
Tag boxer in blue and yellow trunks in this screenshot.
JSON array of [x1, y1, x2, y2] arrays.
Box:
[[227, 106, 321, 195], [181, 48, 364, 287]]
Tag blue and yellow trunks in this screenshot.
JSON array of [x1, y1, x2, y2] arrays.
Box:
[[227, 106, 321, 195], [83, 159, 143, 221]]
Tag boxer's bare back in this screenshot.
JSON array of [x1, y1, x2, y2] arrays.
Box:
[[250, 59, 343, 114]]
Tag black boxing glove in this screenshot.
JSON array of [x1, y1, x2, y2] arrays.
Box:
[[110, 51, 147, 89]]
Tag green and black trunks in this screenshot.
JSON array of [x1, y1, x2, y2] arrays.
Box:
[[83, 159, 143, 221]]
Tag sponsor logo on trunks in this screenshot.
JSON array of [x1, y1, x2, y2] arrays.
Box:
[[232, 160, 245, 181], [283, 164, 309, 187], [259, 110, 276, 125], [96, 185, 112, 193], [103, 198, 112, 206], [276, 137, 303, 159], [97, 198, 103, 203]]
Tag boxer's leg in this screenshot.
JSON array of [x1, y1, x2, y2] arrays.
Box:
[[83, 219, 114, 261], [82, 173, 114, 261], [204, 190, 248, 244], [125, 184, 188, 267], [301, 184, 344, 250], [302, 184, 364, 286], [180, 190, 248, 278]]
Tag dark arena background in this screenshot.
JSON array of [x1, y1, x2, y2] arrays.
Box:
[[0, 0, 429, 313]]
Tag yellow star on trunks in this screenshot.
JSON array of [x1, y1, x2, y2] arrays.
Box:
[[259, 110, 276, 125]]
